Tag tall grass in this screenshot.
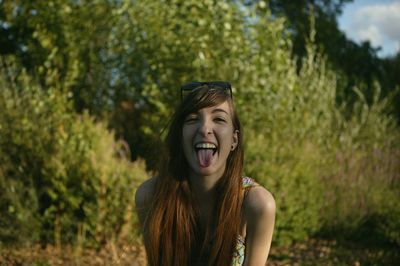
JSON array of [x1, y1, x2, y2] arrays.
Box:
[[241, 39, 400, 245]]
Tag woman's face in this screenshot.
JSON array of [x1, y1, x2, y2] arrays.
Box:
[[182, 101, 238, 178]]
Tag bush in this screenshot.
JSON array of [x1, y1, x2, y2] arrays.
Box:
[[0, 61, 149, 246]]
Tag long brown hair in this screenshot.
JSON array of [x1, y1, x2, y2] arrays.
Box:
[[144, 86, 244, 266]]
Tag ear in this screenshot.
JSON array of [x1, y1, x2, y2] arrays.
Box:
[[231, 130, 239, 151]]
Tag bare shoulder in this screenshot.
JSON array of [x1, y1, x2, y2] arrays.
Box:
[[135, 177, 157, 209], [244, 184, 276, 219], [242, 182, 276, 264], [135, 177, 157, 236]]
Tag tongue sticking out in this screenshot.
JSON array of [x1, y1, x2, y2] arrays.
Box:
[[197, 149, 214, 167]]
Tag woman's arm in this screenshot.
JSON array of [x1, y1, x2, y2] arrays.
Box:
[[243, 186, 276, 266]]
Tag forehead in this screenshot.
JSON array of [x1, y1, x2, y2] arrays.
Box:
[[194, 101, 232, 115]]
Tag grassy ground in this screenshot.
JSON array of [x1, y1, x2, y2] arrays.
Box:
[[0, 239, 398, 265]]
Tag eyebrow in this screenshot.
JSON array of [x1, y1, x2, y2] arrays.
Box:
[[211, 108, 229, 115]]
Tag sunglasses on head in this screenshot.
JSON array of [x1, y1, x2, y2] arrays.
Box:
[[180, 81, 232, 100]]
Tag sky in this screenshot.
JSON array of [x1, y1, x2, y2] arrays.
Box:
[[338, 0, 400, 58]]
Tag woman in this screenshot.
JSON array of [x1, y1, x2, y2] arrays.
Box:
[[135, 81, 275, 266]]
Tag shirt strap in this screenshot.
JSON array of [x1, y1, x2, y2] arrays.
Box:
[[242, 176, 255, 189]]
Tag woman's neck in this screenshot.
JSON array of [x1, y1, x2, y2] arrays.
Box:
[[188, 173, 222, 227], [189, 173, 220, 202], [188, 173, 223, 257]]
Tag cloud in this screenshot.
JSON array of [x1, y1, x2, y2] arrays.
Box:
[[350, 1, 400, 55]]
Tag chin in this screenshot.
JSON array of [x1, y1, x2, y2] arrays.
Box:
[[195, 165, 225, 178], [193, 167, 214, 176]]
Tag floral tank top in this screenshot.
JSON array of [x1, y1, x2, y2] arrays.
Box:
[[231, 176, 256, 266]]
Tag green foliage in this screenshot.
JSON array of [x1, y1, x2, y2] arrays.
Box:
[[0, 0, 399, 249], [0, 61, 148, 246], [267, 0, 400, 122], [318, 83, 400, 245]]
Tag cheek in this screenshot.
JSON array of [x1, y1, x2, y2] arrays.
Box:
[[182, 127, 193, 154], [182, 127, 191, 143], [219, 129, 234, 150]]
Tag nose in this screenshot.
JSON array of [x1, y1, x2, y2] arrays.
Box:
[[198, 117, 213, 136]]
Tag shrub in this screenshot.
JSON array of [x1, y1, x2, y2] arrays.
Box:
[[0, 61, 149, 246]]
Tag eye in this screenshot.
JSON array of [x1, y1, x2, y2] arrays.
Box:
[[184, 114, 198, 123], [214, 116, 227, 123]]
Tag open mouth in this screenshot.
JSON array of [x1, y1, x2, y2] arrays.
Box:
[[194, 143, 217, 167], [195, 143, 217, 154]]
